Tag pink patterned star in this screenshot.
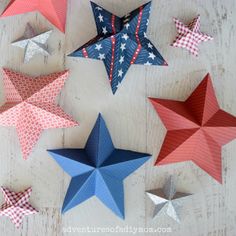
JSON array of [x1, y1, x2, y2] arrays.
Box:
[[0, 187, 38, 228], [171, 15, 213, 56], [0, 69, 78, 159]]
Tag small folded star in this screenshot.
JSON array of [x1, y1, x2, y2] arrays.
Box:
[[146, 176, 192, 222], [0, 187, 38, 228], [171, 15, 213, 56], [12, 23, 52, 63]]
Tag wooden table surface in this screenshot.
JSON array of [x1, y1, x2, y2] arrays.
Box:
[[0, 0, 235, 235]]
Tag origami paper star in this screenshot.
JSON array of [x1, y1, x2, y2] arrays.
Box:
[[149, 74, 236, 183], [1, 0, 68, 32], [12, 23, 52, 63], [48, 114, 150, 218], [146, 176, 191, 222], [0, 69, 78, 159], [0, 187, 38, 228], [171, 15, 213, 56], [69, 1, 167, 94]]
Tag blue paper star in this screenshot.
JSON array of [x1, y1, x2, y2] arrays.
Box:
[[48, 114, 150, 218], [69, 1, 167, 94]]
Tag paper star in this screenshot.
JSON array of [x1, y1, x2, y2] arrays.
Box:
[[95, 44, 102, 51], [149, 74, 236, 183], [69, 2, 167, 94], [171, 15, 213, 56], [0, 0, 68, 32], [48, 114, 150, 218], [0, 187, 38, 228], [0, 69, 78, 159], [146, 176, 191, 222], [11, 23, 52, 63]]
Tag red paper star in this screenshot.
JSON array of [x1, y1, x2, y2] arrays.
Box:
[[171, 15, 213, 56], [149, 74, 236, 183], [0, 69, 78, 159], [1, 0, 67, 32], [0, 187, 38, 228]]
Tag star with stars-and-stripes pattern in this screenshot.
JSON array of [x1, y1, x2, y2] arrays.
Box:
[[69, 1, 167, 94]]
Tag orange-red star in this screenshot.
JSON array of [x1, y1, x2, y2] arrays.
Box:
[[1, 0, 68, 32]]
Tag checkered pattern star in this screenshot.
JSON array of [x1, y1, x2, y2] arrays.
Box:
[[69, 2, 167, 94], [171, 15, 213, 56], [0, 187, 38, 228], [0, 69, 78, 159]]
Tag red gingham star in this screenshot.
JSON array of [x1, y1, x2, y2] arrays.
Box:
[[0, 187, 38, 228], [0, 69, 78, 159], [171, 15, 213, 56]]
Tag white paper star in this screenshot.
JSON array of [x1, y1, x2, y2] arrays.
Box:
[[120, 43, 126, 51], [118, 69, 123, 77], [98, 13, 103, 22], [144, 61, 152, 65], [122, 33, 129, 40], [95, 44, 102, 51], [95, 6, 103, 11], [11, 23, 52, 63], [119, 56, 124, 64], [102, 26, 108, 34], [146, 176, 192, 223], [98, 53, 105, 60], [148, 52, 156, 60], [148, 42, 153, 49], [125, 23, 130, 29]]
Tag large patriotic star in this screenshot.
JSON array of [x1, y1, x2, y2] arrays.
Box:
[[69, 1, 167, 94], [48, 114, 150, 218], [0, 69, 78, 159], [171, 15, 213, 56], [1, 0, 68, 32], [0, 187, 38, 228], [149, 74, 236, 183]]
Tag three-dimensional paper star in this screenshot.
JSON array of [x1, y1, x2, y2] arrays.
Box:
[[171, 15, 213, 56], [48, 114, 150, 218], [0, 69, 78, 159], [69, 1, 167, 94], [149, 74, 236, 183], [12, 23, 52, 63], [1, 0, 68, 32], [0, 187, 38, 228], [146, 176, 191, 222]]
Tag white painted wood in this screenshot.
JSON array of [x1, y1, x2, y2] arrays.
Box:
[[0, 0, 235, 235]]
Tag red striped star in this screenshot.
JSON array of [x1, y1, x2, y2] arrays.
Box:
[[149, 74, 236, 183]]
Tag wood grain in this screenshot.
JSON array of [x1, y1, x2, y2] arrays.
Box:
[[0, 0, 235, 235]]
